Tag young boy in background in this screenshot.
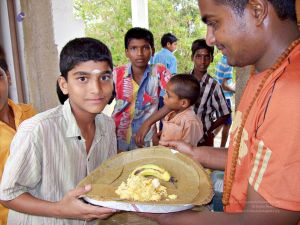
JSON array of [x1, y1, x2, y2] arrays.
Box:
[[112, 27, 172, 152], [0, 38, 117, 225], [0, 46, 36, 224], [159, 74, 203, 147]]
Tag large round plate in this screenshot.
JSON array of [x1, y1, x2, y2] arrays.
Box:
[[78, 146, 213, 213]]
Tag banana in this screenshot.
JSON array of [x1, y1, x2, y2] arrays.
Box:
[[131, 164, 172, 182]]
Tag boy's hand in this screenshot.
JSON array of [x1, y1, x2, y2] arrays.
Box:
[[55, 184, 116, 221], [159, 140, 194, 157], [135, 123, 151, 147]]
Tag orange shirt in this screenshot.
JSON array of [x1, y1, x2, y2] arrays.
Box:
[[225, 44, 300, 212], [0, 99, 36, 224], [160, 106, 203, 147]]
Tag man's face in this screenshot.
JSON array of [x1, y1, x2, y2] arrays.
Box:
[[0, 68, 9, 113], [125, 39, 153, 69], [59, 60, 114, 116], [198, 0, 261, 67], [192, 48, 212, 73]]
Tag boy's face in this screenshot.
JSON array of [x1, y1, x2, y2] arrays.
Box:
[[0, 68, 10, 113], [198, 0, 262, 67], [192, 48, 211, 73], [167, 42, 177, 53], [126, 39, 153, 69], [164, 82, 184, 111], [58, 60, 113, 116]]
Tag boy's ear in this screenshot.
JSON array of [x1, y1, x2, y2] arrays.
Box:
[[125, 49, 129, 59], [180, 98, 190, 108], [57, 76, 68, 95], [248, 0, 268, 26]]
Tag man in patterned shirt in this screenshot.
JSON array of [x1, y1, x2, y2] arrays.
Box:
[[112, 27, 171, 152]]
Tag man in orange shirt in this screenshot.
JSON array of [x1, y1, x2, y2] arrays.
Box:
[[141, 0, 300, 224], [0, 46, 36, 224]]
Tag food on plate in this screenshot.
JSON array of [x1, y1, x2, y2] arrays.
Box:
[[115, 164, 177, 201]]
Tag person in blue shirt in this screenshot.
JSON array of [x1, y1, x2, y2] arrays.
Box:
[[152, 33, 178, 130], [153, 33, 178, 74], [215, 55, 235, 147]]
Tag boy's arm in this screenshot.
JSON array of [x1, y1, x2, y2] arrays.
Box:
[[1, 185, 115, 220], [135, 105, 171, 147], [140, 185, 300, 225], [221, 78, 235, 93]]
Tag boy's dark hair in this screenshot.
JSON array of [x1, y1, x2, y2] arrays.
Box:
[[214, 0, 296, 21], [191, 39, 214, 60], [0, 45, 8, 72], [168, 74, 200, 106], [57, 37, 114, 104], [161, 33, 178, 47], [124, 27, 154, 49]]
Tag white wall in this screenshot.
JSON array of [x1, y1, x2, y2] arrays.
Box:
[[51, 0, 85, 54]]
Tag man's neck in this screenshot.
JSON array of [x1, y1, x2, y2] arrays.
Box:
[[193, 68, 206, 81]]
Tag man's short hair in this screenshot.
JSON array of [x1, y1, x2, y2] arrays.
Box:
[[161, 33, 178, 47], [191, 39, 214, 59], [215, 0, 296, 21], [168, 74, 200, 106], [124, 27, 154, 49]]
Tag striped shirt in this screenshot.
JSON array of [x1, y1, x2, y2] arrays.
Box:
[[191, 72, 231, 133], [0, 99, 117, 225]]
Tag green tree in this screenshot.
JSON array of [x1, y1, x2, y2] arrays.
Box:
[[73, 0, 221, 75]]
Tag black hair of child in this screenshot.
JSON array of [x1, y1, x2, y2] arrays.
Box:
[[161, 33, 178, 47], [191, 39, 214, 61], [168, 74, 200, 106], [56, 37, 114, 104], [124, 27, 154, 50]]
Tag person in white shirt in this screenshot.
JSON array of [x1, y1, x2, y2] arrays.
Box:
[[0, 37, 117, 225]]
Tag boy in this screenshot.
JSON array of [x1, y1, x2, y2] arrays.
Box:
[[159, 74, 203, 147], [153, 33, 178, 75], [0, 46, 36, 224], [112, 27, 172, 152], [0, 38, 117, 224], [190, 39, 230, 146], [142, 0, 300, 224]]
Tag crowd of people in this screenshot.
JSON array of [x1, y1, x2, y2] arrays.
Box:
[[0, 0, 299, 225]]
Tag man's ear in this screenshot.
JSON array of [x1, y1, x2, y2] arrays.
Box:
[[57, 76, 68, 95], [248, 0, 268, 26]]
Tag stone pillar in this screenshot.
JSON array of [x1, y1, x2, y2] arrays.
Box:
[[131, 0, 149, 29], [20, 0, 59, 112]]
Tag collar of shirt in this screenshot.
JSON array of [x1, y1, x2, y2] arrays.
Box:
[[126, 63, 152, 80], [161, 48, 173, 55], [190, 70, 208, 84], [62, 99, 105, 142], [7, 99, 23, 128]]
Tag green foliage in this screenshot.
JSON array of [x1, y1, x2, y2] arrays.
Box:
[[73, 0, 222, 76]]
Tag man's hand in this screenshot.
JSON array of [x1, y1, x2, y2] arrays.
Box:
[[55, 184, 116, 221], [135, 122, 151, 147], [159, 140, 194, 157]]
